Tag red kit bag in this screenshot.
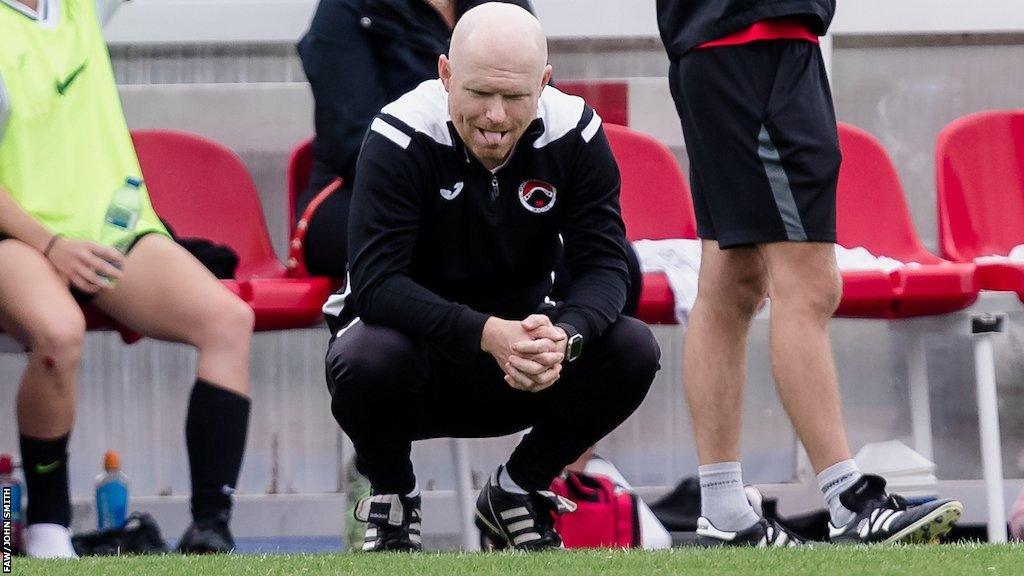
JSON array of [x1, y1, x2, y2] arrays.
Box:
[[550, 471, 641, 548]]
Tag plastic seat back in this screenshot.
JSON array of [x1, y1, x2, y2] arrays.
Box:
[[131, 130, 283, 278], [604, 123, 697, 242], [936, 110, 1024, 262], [836, 123, 940, 264], [556, 81, 629, 127]]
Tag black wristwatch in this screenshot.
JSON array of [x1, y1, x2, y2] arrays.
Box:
[[555, 323, 584, 363]]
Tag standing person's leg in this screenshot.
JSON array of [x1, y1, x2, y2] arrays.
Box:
[[0, 240, 85, 558], [669, 44, 792, 538], [92, 234, 255, 552], [753, 40, 864, 528], [684, 242, 768, 532], [755, 42, 961, 542], [760, 242, 849, 471], [759, 241, 863, 527]]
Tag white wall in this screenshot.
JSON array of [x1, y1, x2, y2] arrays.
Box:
[[103, 0, 1024, 45]]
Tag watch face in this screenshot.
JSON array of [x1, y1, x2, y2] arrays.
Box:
[[567, 333, 584, 361]]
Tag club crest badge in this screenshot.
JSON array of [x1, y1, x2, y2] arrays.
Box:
[[518, 180, 557, 214]]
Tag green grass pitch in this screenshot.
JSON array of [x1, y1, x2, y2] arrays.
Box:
[[10, 544, 1023, 576]]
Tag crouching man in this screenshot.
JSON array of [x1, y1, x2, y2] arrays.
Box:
[[322, 2, 660, 552]]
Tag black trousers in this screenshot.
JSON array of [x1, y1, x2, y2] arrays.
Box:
[[325, 315, 660, 494]]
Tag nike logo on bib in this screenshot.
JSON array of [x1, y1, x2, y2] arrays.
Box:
[[56, 62, 87, 95]]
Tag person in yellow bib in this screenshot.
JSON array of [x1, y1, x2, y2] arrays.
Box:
[[0, 0, 255, 557]]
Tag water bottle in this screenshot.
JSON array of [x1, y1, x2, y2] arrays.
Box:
[[95, 451, 129, 530], [99, 177, 143, 254], [0, 454, 23, 554]]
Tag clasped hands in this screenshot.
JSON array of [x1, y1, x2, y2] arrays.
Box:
[[481, 314, 568, 393]]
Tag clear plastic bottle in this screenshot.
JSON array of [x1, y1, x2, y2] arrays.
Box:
[[0, 454, 23, 553], [98, 177, 143, 254], [95, 451, 129, 530]]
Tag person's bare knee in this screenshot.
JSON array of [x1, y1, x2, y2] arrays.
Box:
[[722, 267, 769, 319], [766, 246, 842, 321], [27, 311, 86, 379], [193, 295, 254, 353], [696, 247, 768, 321]]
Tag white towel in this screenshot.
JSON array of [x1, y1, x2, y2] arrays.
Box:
[[633, 240, 928, 326], [974, 244, 1024, 264], [632, 239, 702, 325], [834, 245, 920, 273]]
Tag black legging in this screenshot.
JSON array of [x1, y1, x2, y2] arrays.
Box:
[[297, 159, 645, 316], [325, 314, 660, 494], [297, 160, 353, 279]]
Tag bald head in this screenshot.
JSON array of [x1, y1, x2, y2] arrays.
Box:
[[438, 2, 553, 170], [449, 3, 548, 78]]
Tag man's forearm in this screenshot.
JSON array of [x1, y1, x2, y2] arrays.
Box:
[[355, 274, 491, 351], [554, 267, 628, 341]]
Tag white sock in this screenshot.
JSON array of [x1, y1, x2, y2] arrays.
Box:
[[24, 523, 78, 559], [817, 459, 862, 527], [699, 461, 759, 532], [497, 464, 528, 495], [406, 482, 420, 499]]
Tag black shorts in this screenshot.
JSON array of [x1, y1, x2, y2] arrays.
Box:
[[669, 40, 841, 248]]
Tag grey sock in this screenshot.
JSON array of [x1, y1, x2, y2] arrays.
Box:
[[699, 461, 759, 532], [817, 459, 862, 527]]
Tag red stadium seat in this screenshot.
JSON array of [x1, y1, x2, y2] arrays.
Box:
[[936, 110, 1024, 299], [132, 130, 332, 330], [836, 122, 978, 318], [557, 81, 630, 127], [934, 110, 1024, 543], [604, 123, 697, 325]]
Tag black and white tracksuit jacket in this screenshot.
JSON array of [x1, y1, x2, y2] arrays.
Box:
[[323, 80, 631, 351]]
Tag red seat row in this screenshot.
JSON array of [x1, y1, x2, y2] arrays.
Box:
[[608, 110, 1024, 324], [285, 110, 1024, 327], [75, 108, 1022, 348]]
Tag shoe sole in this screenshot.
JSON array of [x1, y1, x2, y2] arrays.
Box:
[[694, 533, 810, 548], [885, 501, 963, 544]]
